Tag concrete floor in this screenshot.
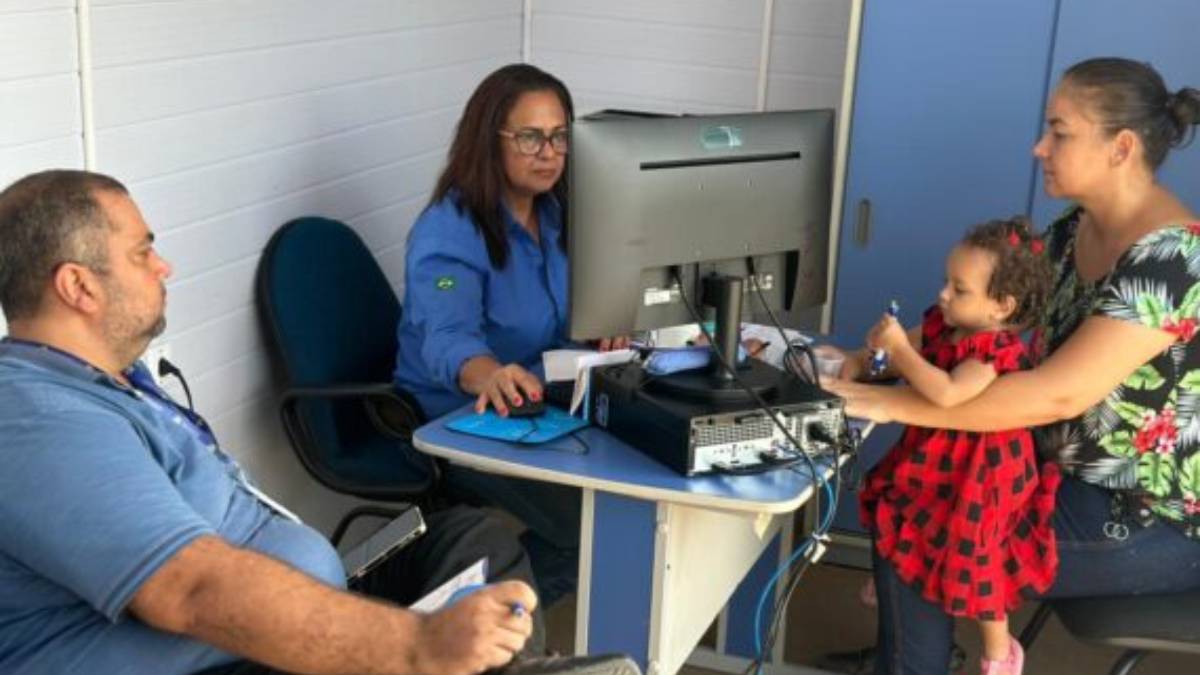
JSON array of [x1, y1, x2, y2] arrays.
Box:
[[542, 563, 1200, 675]]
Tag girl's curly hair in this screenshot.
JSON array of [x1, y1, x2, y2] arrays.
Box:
[[961, 216, 1053, 328]]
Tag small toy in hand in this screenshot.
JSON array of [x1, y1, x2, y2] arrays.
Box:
[[870, 300, 900, 375]]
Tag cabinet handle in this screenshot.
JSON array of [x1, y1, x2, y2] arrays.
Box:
[[854, 198, 872, 247]]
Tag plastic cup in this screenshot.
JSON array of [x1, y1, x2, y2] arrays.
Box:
[[816, 353, 845, 378], [807, 345, 845, 380]]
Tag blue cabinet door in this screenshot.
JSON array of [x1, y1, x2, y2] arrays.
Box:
[[1031, 0, 1200, 226], [832, 0, 1058, 348], [827, 0, 1058, 537]]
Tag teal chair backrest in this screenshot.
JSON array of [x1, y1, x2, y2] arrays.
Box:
[[257, 217, 431, 493], [259, 217, 400, 386]]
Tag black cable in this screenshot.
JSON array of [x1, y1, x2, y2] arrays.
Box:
[[669, 267, 828, 617], [673, 266, 855, 674], [744, 255, 857, 469], [761, 447, 846, 666], [746, 438, 855, 675], [733, 262, 862, 673], [669, 268, 821, 497], [745, 257, 821, 386], [157, 357, 195, 412]]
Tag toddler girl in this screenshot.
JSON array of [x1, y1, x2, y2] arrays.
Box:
[[850, 217, 1060, 675]]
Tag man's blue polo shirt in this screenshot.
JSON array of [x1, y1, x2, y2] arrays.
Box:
[[0, 339, 344, 675], [395, 193, 569, 418]]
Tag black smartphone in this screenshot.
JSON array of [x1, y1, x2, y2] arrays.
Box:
[[341, 506, 426, 582]]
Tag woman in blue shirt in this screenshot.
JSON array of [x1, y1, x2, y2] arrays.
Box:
[[395, 64, 586, 605]]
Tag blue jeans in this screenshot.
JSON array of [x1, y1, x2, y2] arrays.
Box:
[[872, 477, 1200, 675]]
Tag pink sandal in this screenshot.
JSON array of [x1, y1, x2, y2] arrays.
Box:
[[979, 637, 1023, 675]]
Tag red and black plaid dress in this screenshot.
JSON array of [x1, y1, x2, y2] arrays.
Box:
[[859, 306, 1060, 621]]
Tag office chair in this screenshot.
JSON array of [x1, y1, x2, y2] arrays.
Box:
[[1019, 588, 1200, 675], [256, 216, 439, 545]]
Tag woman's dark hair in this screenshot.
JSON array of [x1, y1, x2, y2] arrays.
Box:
[[1063, 57, 1200, 169], [962, 216, 1053, 328], [430, 63, 574, 268]]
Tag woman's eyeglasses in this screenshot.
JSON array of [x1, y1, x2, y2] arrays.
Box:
[[499, 128, 569, 156]]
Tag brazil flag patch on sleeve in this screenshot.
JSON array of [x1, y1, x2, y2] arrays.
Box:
[[435, 276, 456, 291]]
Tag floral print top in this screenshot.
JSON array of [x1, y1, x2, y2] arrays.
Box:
[[1034, 206, 1200, 538]]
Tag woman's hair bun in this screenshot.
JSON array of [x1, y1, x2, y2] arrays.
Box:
[[1167, 86, 1200, 147]]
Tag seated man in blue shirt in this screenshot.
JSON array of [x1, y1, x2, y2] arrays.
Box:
[[0, 170, 540, 675]]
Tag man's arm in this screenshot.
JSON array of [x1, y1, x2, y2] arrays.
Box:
[[129, 535, 536, 675]]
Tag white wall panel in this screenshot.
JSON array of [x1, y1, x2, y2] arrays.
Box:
[[531, 0, 763, 114], [0, 0, 71, 11], [0, 7, 76, 80], [531, 0, 763, 29], [90, 0, 516, 67], [0, 136, 84, 196], [0, 0, 82, 340], [130, 108, 456, 236], [85, 0, 523, 524], [167, 307, 262, 376], [765, 0, 852, 111], [156, 151, 444, 283], [92, 18, 519, 128], [99, 58, 496, 183], [353, 196, 426, 254], [0, 75, 81, 147]]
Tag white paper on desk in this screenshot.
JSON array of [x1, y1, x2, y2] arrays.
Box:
[[567, 349, 636, 415], [543, 348, 637, 415], [543, 349, 598, 383], [409, 557, 488, 613], [739, 323, 812, 370]]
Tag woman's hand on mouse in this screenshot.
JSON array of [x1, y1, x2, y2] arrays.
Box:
[[475, 364, 543, 416]]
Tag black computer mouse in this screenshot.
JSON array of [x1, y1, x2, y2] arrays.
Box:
[[505, 397, 545, 418]]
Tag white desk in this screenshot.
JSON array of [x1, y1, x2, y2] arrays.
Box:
[[415, 407, 859, 675]]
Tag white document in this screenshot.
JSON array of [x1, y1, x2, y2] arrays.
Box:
[[542, 348, 637, 415], [409, 557, 488, 613], [542, 348, 599, 383], [739, 323, 813, 370], [567, 349, 637, 414]]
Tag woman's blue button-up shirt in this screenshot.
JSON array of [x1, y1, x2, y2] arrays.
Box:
[[394, 193, 569, 418]]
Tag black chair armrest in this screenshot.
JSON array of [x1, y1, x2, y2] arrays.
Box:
[[281, 383, 425, 441]]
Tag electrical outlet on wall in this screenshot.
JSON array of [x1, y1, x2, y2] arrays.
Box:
[[142, 342, 172, 385]]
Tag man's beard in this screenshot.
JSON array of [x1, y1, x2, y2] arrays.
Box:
[[102, 283, 167, 368]]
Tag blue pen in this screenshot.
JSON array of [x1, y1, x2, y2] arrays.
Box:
[[870, 300, 901, 375]]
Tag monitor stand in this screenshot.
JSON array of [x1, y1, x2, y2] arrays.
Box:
[[647, 274, 780, 404]]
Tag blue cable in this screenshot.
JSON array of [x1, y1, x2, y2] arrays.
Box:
[[751, 467, 837, 667]]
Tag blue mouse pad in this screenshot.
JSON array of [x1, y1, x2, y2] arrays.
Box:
[[445, 406, 588, 444]]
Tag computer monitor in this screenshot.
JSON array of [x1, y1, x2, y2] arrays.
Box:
[[567, 109, 835, 398]]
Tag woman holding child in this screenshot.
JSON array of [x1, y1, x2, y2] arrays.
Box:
[[829, 58, 1200, 674]]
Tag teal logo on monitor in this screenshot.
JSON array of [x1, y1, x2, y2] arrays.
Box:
[[700, 125, 743, 150]]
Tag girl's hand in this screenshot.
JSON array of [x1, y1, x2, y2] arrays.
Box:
[[867, 314, 907, 353], [823, 379, 897, 424]]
